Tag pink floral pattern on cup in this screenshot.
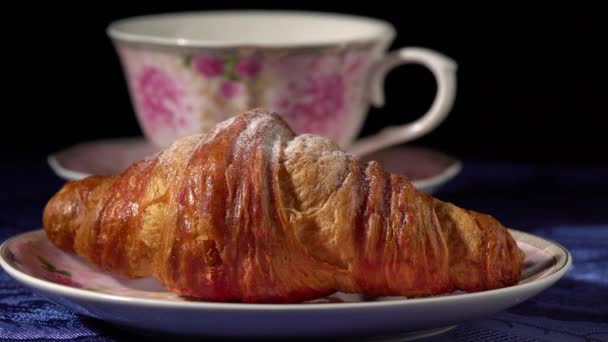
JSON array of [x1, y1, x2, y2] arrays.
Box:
[[192, 56, 223, 78], [219, 80, 242, 98], [263, 52, 369, 139], [134, 66, 185, 131], [116, 46, 372, 149], [234, 58, 262, 79], [271, 72, 346, 138]]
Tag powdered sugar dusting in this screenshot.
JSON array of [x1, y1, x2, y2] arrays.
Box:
[[283, 133, 354, 213], [233, 113, 275, 153], [157, 135, 202, 166], [154, 134, 203, 183], [285, 134, 348, 166]]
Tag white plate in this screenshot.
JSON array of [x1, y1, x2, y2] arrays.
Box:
[[0, 229, 570, 339], [48, 138, 461, 194]]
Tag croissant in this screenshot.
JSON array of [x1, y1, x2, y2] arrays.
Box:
[[43, 109, 524, 303]]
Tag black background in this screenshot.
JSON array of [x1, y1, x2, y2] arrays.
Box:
[[4, 5, 606, 165]]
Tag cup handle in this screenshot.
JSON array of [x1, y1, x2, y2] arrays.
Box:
[[346, 47, 457, 157]]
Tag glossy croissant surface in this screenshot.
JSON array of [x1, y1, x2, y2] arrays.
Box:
[[43, 109, 524, 303]]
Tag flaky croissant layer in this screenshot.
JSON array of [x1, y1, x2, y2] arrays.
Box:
[[43, 109, 524, 303]]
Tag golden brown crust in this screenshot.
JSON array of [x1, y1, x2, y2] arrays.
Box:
[[43, 109, 524, 302]]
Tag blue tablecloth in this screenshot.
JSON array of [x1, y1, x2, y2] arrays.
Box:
[[1, 160, 607, 341]]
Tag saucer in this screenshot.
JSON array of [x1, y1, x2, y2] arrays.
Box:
[[48, 138, 461, 194], [0, 229, 570, 339], [361, 146, 462, 194], [48, 138, 158, 180]]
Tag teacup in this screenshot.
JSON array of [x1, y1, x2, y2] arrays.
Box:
[[108, 11, 457, 156]]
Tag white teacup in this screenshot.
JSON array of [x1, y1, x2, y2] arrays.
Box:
[[108, 11, 457, 156]]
